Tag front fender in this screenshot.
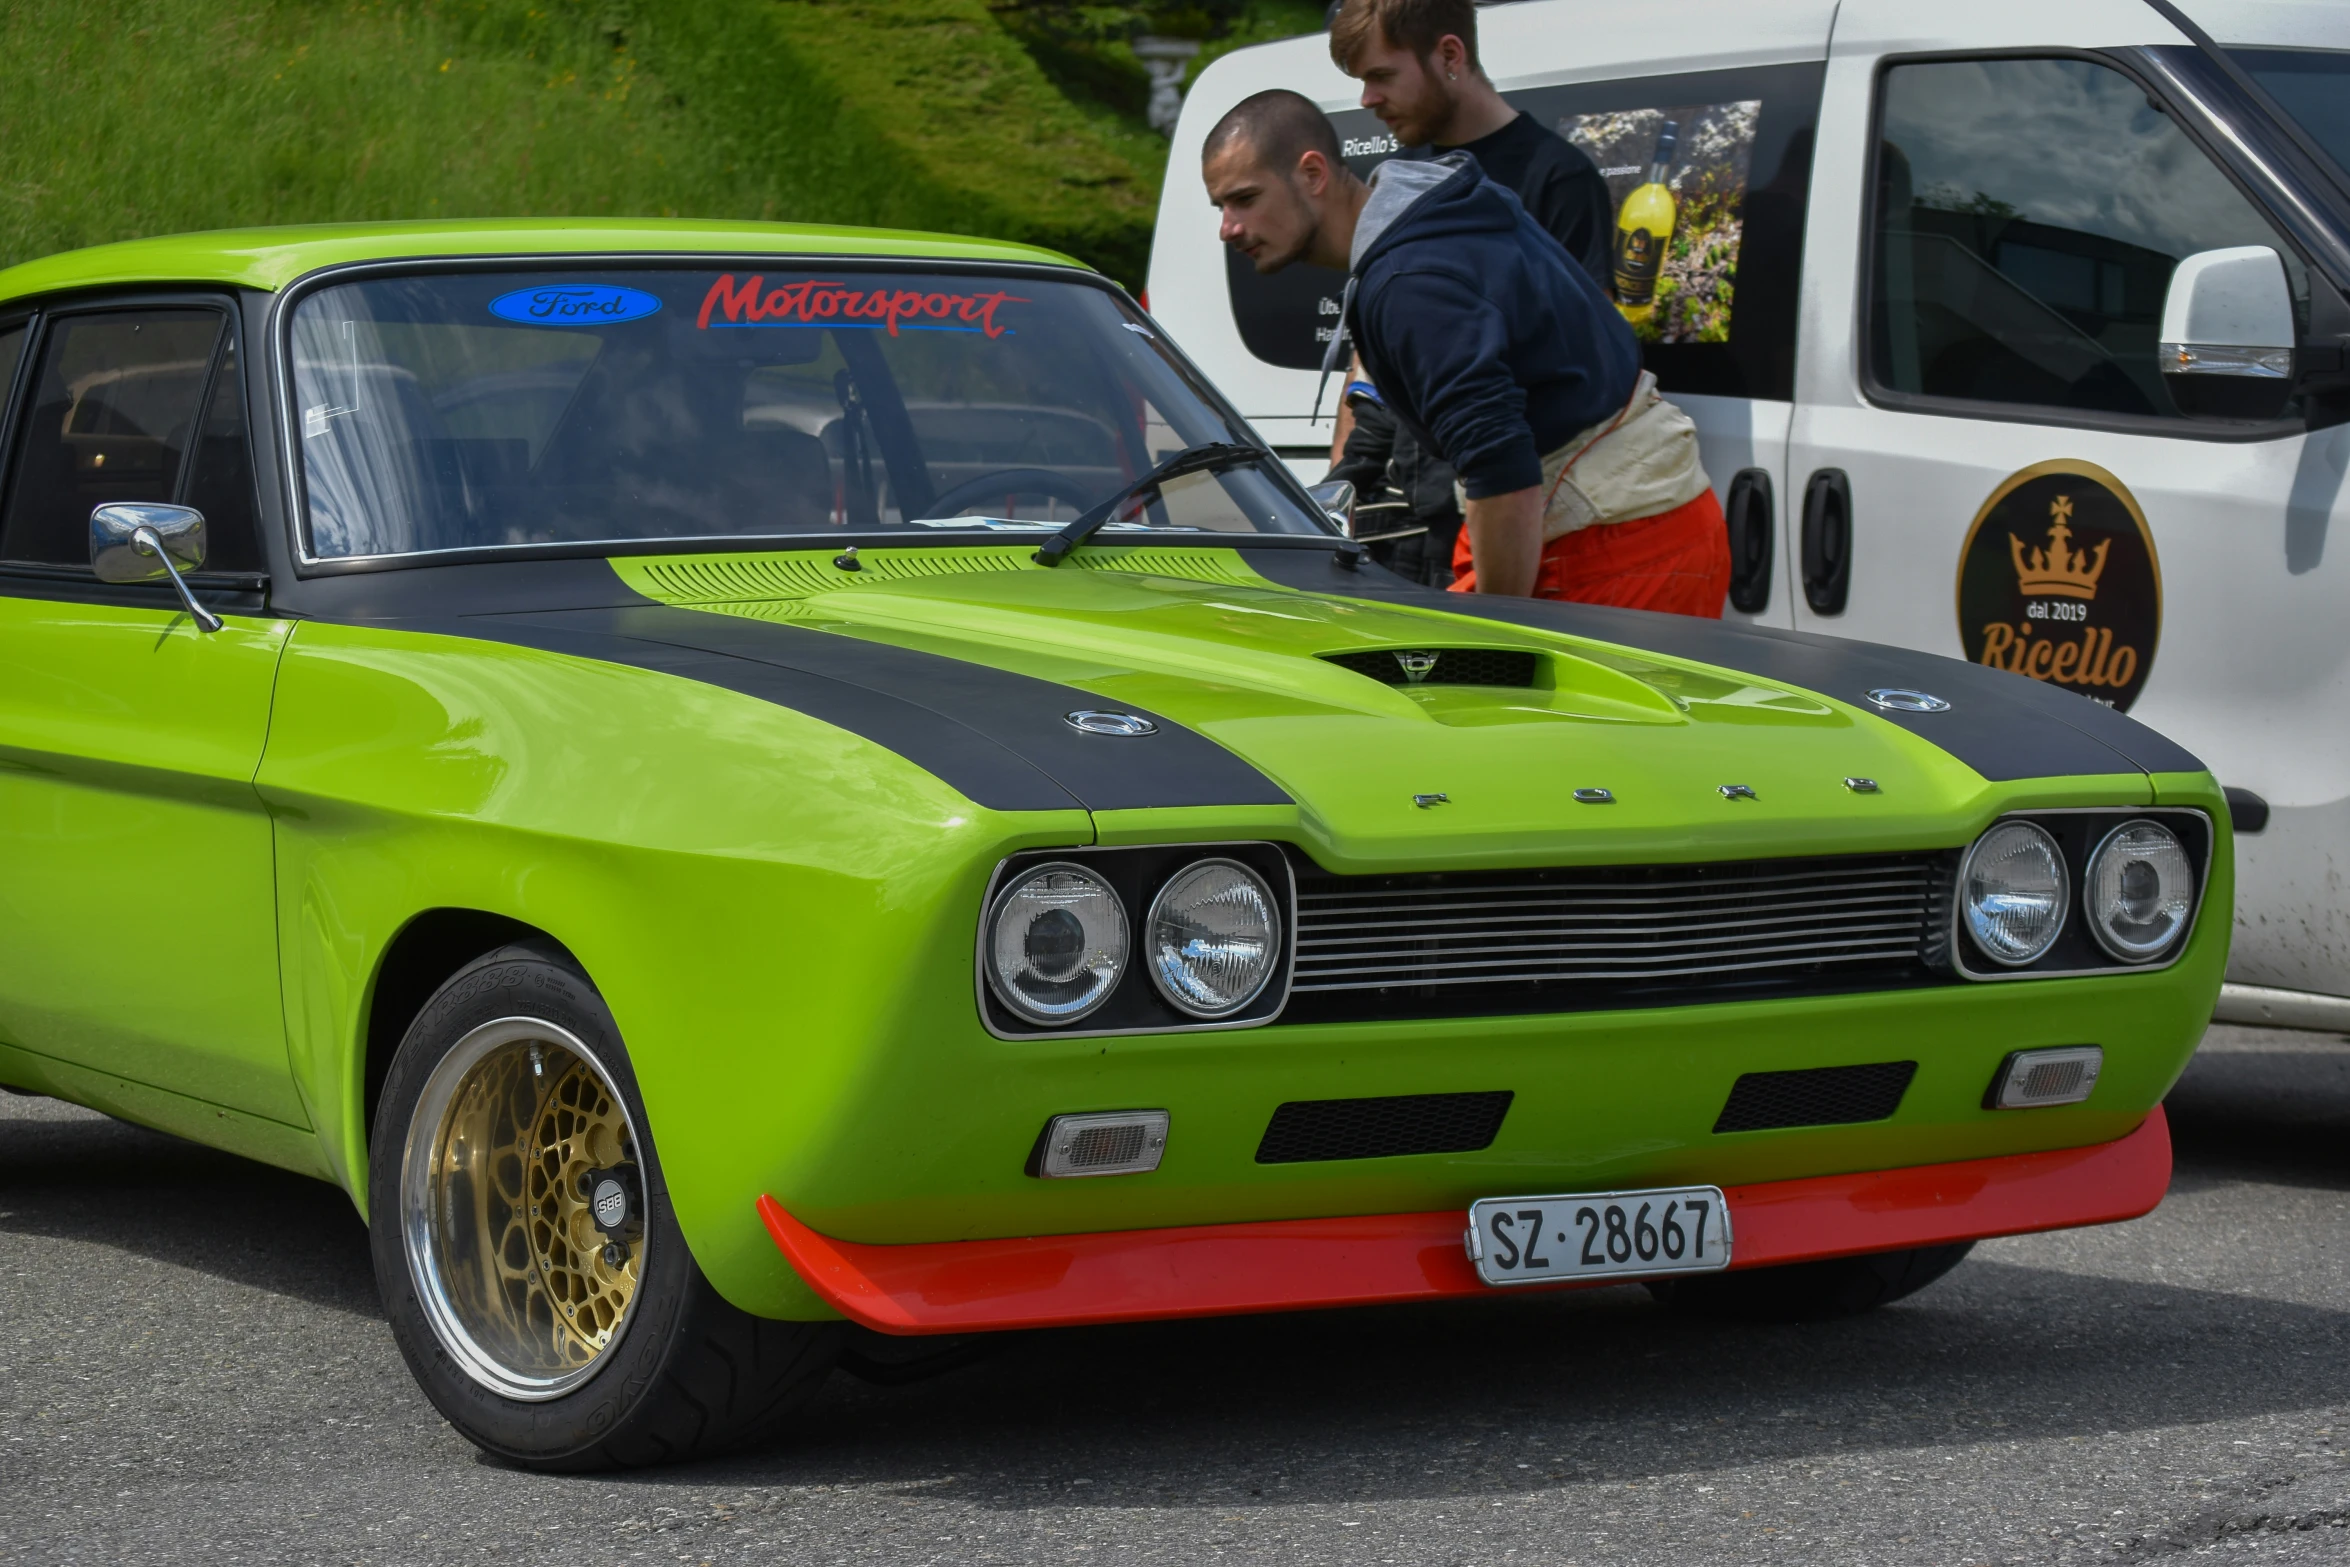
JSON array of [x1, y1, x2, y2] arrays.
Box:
[[257, 619, 1089, 1314]]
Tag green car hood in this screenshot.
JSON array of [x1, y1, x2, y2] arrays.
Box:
[[542, 544, 2183, 871], [284, 542, 2197, 873]]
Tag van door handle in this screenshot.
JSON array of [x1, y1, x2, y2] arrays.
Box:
[[1799, 468, 1852, 616], [1724, 468, 1775, 613]]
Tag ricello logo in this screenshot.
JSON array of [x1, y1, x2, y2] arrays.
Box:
[[696, 274, 1026, 338], [1958, 463, 2161, 712], [2009, 497, 2108, 599], [1976, 619, 2137, 693]]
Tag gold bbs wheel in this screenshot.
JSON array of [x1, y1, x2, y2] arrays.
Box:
[[400, 1017, 648, 1400]]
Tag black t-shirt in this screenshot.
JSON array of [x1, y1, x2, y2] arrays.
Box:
[[1420, 112, 1614, 289], [1342, 113, 1614, 547]]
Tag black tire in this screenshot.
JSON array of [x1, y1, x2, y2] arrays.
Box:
[[1646, 1242, 1973, 1323], [369, 942, 841, 1470]]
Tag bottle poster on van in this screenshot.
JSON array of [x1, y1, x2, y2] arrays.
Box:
[[1956, 460, 2161, 711], [1560, 101, 1759, 346]]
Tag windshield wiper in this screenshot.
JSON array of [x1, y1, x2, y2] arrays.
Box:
[[1033, 442, 1267, 566]]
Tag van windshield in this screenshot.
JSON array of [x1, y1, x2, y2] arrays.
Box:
[[2227, 48, 2350, 181], [288, 267, 1326, 561]]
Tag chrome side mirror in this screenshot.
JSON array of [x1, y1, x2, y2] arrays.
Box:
[[1306, 478, 1355, 532], [90, 503, 222, 633], [2160, 246, 2295, 420]]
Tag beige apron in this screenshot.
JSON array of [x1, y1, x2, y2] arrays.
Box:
[[1456, 372, 1713, 542]]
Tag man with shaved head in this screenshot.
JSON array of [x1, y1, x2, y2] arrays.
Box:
[[1201, 92, 1357, 276], [1203, 90, 1729, 613]]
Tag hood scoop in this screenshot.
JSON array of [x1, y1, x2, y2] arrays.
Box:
[[1321, 647, 1540, 689]]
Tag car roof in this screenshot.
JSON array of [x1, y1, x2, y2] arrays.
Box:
[[0, 219, 1089, 307]]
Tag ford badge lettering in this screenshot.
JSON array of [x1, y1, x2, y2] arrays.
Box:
[[489, 284, 663, 326]]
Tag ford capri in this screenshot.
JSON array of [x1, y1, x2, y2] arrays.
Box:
[[0, 222, 2223, 1469]]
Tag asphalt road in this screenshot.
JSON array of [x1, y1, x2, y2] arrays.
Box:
[[5, 1023, 2350, 1566]]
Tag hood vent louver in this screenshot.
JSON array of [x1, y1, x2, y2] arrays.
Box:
[[622, 545, 1262, 606], [1321, 648, 1540, 688]]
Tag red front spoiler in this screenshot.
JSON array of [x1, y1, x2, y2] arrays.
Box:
[[758, 1108, 2170, 1336]]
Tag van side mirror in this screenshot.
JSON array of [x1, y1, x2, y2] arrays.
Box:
[[89, 502, 222, 632], [2159, 246, 2295, 420]]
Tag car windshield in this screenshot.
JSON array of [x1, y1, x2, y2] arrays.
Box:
[[288, 266, 1328, 560], [2227, 48, 2350, 180]]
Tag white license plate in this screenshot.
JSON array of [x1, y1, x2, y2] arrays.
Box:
[[1467, 1186, 1733, 1287]]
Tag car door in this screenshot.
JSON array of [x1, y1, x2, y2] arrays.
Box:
[[1784, 6, 2350, 1001], [0, 297, 304, 1124]]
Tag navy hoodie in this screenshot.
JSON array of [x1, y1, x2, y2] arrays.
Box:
[[1334, 153, 1640, 500]]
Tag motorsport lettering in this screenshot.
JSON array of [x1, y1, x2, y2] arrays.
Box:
[[697, 275, 1026, 337]]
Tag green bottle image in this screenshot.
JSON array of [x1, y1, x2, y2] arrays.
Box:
[[1613, 119, 1680, 323]]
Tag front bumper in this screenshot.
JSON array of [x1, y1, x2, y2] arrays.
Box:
[[759, 1107, 2170, 1334]]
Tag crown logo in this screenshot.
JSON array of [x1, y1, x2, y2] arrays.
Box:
[[2010, 496, 2108, 600]]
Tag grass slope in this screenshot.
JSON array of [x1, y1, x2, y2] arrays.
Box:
[[0, 0, 1197, 284]]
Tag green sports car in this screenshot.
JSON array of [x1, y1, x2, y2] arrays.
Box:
[[0, 221, 2220, 1469]]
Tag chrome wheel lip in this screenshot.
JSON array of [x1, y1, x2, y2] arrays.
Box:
[[400, 1016, 647, 1404]]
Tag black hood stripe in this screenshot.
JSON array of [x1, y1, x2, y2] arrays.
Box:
[[282, 561, 1290, 813], [387, 611, 1088, 813], [1240, 549, 2204, 783], [498, 607, 1291, 813]]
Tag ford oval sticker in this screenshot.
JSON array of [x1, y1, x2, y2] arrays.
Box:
[[488, 284, 663, 326]]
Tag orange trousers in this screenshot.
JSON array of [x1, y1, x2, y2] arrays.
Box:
[[1448, 488, 1730, 617]]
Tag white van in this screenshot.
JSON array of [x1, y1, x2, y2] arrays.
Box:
[[1148, 0, 2350, 1033]]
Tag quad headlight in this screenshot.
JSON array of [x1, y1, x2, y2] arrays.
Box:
[[1960, 820, 2069, 966], [1146, 859, 1282, 1018], [985, 862, 1128, 1025], [979, 847, 1292, 1034], [2085, 820, 2195, 963]]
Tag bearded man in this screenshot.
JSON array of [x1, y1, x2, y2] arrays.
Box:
[[1319, 0, 1616, 581], [1333, 0, 1611, 283], [1204, 90, 1730, 614]]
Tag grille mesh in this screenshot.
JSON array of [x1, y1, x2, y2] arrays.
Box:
[[1286, 853, 1949, 1022], [1256, 1091, 1514, 1164], [1713, 1062, 1918, 1133], [1322, 648, 1540, 687]]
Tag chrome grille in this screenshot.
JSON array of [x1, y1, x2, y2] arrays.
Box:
[[1284, 853, 1954, 1022]]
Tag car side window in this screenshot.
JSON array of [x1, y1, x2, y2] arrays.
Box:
[[0, 321, 26, 404], [177, 335, 265, 572], [1869, 56, 2309, 421], [0, 309, 227, 567]]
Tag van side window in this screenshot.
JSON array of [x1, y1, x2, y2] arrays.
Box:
[[0, 310, 226, 566], [1869, 57, 2309, 421], [1228, 63, 1824, 403]]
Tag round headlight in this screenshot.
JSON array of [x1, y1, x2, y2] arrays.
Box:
[[1961, 821, 2069, 966], [1145, 859, 1282, 1019], [2086, 820, 2195, 962], [986, 863, 1128, 1025]]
